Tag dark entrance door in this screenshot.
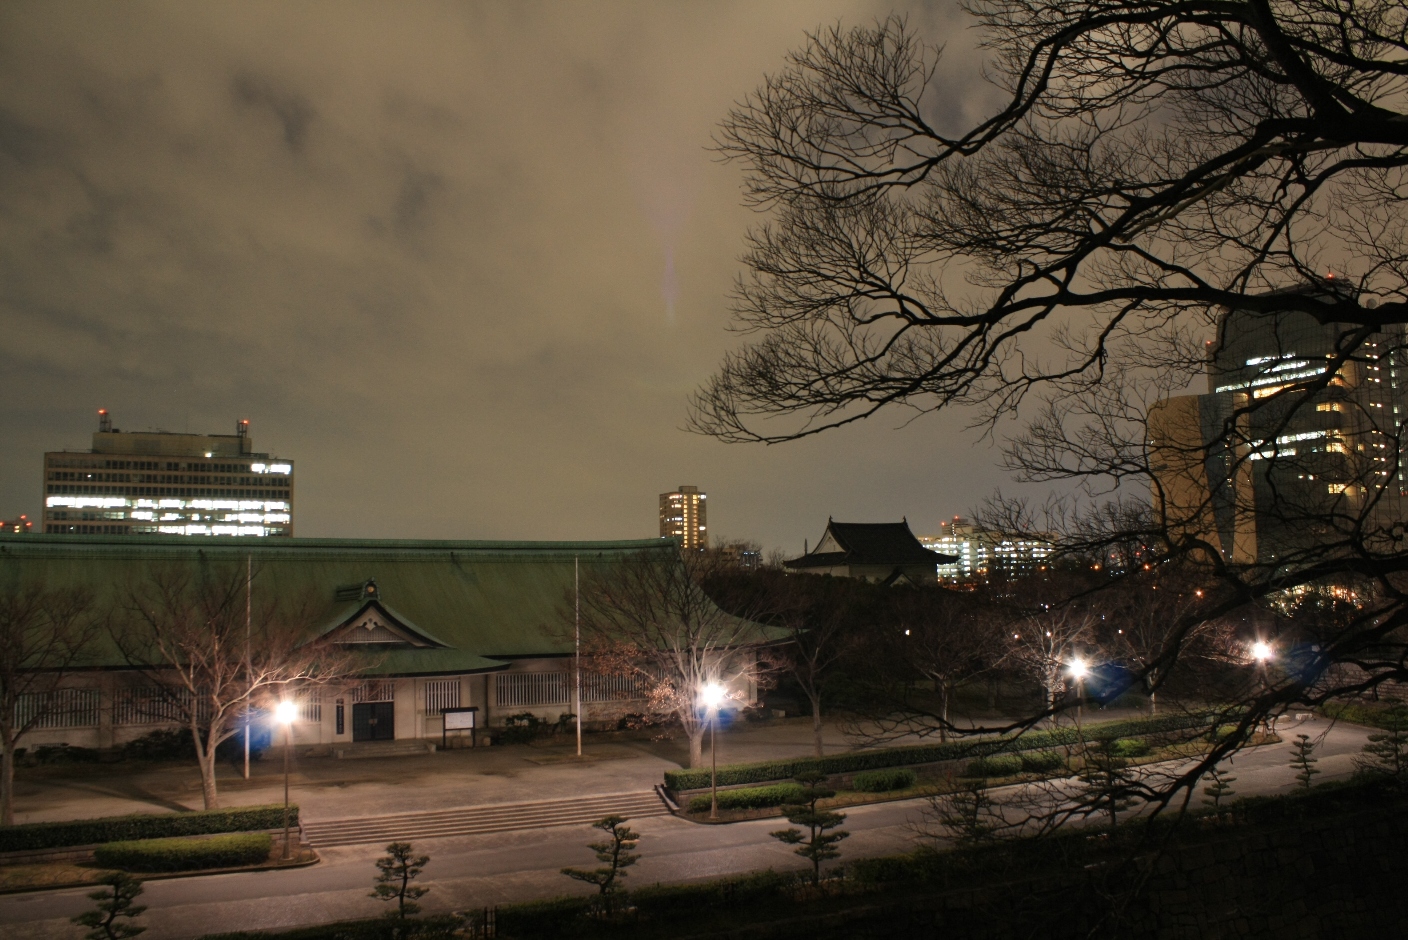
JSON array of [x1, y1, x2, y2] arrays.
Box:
[[352, 702, 395, 741]]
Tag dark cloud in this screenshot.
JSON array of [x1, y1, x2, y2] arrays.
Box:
[[0, 0, 1021, 552], [232, 73, 315, 152]]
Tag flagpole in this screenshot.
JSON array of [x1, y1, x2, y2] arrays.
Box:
[[244, 554, 252, 780], [575, 555, 582, 758]]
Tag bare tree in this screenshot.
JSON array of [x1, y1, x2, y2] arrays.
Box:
[[576, 548, 774, 768], [1099, 570, 1215, 715], [1005, 605, 1096, 719], [0, 582, 100, 826], [704, 567, 862, 757], [692, 4, 1408, 816], [116, 564, 354, 810], [891, 588, 1003, 741]]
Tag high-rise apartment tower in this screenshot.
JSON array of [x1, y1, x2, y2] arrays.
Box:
[[43, 411, 295, 537], [659, 484, 707, 549]]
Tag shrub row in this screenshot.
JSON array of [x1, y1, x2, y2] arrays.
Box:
[[965, 749, 1065, 778], [664, 712, 1216, 791], [95, 833, 272, 872], [0, 804, 297, 853], [852, 768, 918, 792], [1111, 737, 1150, 758], [1322, 700, 1408, 730], [686, 783, 806, 813]]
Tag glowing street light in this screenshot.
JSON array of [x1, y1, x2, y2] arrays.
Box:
[[275, 701, 297, 860], [1068, 658, 1089, 724], [700, 683, 727, 820], [1251, 641, 1273, 662]]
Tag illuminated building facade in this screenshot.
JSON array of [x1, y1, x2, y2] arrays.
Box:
[[920, 517, 1054, 583], [1149, 282, 1408, 565], [43, 411, 294, 537], [659, 484, 708, 549]]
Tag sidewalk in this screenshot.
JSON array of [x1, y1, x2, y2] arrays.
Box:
[[7, 706, 1174, 826]]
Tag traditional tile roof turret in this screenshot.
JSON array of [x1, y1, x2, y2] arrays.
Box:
[[784, 518, 956, 585]]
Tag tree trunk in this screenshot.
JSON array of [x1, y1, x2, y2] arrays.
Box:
[[1149, 689, 1157, 716], [0, 736, 14, 827], [810, 693, 824, 757], [938, 682, 950, 743], [688, 725, 706, 768], [193, 724, 220, 810]]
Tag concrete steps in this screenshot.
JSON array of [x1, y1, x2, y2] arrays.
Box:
[[332, 741, 438, 759], [303, 790, 669, 847]]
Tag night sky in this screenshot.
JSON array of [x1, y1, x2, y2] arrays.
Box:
[[0, 1, 1014, 554]]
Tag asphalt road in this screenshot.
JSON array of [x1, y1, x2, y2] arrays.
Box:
[[0, 717, 1373, 940]]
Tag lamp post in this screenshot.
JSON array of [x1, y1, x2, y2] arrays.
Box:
[[275, 700, 297, 860], [1251, 640, 1274, 735], [700, 682, 726, 820], [1068, 657, 1089, 726]]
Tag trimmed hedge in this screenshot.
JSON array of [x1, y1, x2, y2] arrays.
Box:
[[95, 833, 272, 872], [687, 783, 806, 813], [201, 916, 465, 940], [1111, 737, 1150, 758], [1322, 700, 1408, 730], [965, 754, 1023, 778], [1020, 750, 1065, 773], [852, 768, 918, 792], [663, 712, 1217, 791], [0, 804, 297, 853]]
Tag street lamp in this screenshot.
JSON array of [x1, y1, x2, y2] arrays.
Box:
[[1251, 640, 1274, 735], [700, 682, 727, 820], [275, 700, 297, 860], [1068, 657, 1089, 725]]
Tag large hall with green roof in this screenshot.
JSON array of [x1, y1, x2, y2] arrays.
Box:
[[0, 534, 698, 752]]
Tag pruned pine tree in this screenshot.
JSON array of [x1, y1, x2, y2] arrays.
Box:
[[1290, 734, 1321, 791], [561, 814, 640, 911], [370, 842, 430, 919], [1079, 740, 1137, 830], [72, 872, 146, 940], [1357, 707, 1408, 780], [923, 781, 1004, 846], [770, 771, 848, 886], [1202, 767, 1237, 819]]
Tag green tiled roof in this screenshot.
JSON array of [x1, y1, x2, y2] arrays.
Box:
[[0, 534, 684, 676]]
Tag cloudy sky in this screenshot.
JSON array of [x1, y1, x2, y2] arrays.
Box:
[[0, 1, 1016, 553]]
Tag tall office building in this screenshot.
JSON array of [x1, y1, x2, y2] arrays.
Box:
[[1149, 281, 1408, 565], [659, 484, 707, 549], [920, 517, 1053, 583], [43, 411, 295, 537]]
